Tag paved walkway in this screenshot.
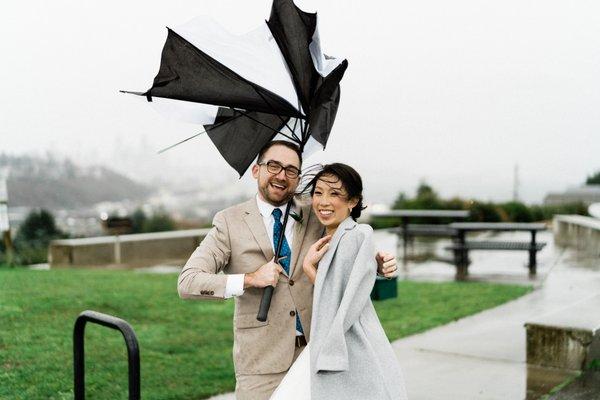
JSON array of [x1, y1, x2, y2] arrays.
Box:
[[209, 231, 600, 399]]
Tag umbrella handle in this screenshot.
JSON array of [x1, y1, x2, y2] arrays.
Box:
[[257, 286, 274, 322], [256, 201, 293, 322]]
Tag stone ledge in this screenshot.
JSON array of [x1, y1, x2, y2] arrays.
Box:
[[525, 295, 600, 371], [49, 229, 210, 268]]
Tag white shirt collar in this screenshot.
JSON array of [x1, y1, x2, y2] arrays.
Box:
[[255, 194, 292, 220]]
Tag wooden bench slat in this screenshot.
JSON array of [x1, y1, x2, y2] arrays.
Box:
[[449, 222, 547, 231], [389, 224, 458, 236], [445, 241, 547, 251]]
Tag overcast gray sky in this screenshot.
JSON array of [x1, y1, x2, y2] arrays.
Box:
[[1, 0, 599, 204]]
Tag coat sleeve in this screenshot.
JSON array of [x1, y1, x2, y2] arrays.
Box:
[[314, 226, 377, 373], [177, 211, 230, 300]]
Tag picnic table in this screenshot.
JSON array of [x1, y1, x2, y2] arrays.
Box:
[[372, 209, 470, 262], [446, 222, 548, 279]]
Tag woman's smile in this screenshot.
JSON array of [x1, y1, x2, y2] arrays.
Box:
[[317, 209, 334, 218]]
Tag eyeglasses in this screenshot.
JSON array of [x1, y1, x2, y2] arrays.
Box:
[[258, 160, 301, 179]]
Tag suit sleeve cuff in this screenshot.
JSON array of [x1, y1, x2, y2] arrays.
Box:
[[224, 274, 245, 298]]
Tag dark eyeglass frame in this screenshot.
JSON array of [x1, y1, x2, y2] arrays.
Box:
[[258, 160, 301, 179]]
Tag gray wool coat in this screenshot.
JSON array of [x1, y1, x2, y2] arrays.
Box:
[[309, 217, 408, 400]]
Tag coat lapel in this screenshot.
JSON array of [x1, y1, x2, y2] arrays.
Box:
[[242, 198, 274, 262], [312, 217, 357, 308]]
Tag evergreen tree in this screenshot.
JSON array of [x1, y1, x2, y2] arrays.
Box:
[[586, 171, 600, 185], [10, 209, 65, 265], [15, 209, 63, 247], [131, 208, 147, 233]]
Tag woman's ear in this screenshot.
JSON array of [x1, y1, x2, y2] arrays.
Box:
[[348, 197, 359, 211]]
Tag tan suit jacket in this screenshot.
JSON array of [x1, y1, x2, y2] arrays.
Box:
[[178, 197, 324, 375]]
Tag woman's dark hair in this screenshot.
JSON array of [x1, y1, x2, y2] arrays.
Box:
[[309, 163, 366, 221]]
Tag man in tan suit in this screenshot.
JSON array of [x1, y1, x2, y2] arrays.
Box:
[[178, 140, 397, 400]]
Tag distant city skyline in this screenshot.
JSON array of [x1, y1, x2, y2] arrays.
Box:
[[2, 0, 599, 205]]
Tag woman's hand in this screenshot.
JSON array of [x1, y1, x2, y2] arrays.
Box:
[[302, 235, 332, 284]]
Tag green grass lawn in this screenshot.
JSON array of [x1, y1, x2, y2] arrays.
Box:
[[0, 268, 532, 399]]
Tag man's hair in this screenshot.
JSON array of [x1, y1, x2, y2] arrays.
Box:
[[256, 140, 302, 166]]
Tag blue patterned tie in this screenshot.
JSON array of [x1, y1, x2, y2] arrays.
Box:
[[272, 208, 304, 334]]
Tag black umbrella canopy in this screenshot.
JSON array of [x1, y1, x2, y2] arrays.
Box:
[[123, 0, 348, 176]]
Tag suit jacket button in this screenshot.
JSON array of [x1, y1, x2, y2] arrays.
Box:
[[209, 291, 214, 295], [289, 279, 294, 286], [290, 310, 296, 317]]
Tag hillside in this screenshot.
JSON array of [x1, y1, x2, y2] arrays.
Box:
[[0, 154, 152, 209]]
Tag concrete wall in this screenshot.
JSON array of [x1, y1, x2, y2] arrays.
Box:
[[49, 229, 210, 268], [553, 215, 600, 257], [525, 295, 600, 398], [526, 325, 596, 371], [526, 295, 600, 371]]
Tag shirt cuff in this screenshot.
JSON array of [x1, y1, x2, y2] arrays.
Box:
[[224, 274, 245, 298]]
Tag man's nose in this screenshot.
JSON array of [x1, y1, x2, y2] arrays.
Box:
[[274, 169, 287, 180]]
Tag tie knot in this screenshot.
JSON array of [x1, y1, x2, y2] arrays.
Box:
[[272, 208, 283, 220]]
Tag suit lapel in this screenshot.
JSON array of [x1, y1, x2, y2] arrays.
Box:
[[242, 198, 274, 262], [290, 202, 310, 279]]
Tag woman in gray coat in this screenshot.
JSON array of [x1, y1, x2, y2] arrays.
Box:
[[270, 163, 408, 400]]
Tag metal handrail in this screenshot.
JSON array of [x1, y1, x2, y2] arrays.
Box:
[[73, 310, 140, 400]]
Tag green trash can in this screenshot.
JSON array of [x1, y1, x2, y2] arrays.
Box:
[[371, 276, 398, 301]]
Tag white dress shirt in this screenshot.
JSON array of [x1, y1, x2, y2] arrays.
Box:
[[224, 194, 296, 298]]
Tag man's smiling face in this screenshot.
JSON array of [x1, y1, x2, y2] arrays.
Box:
[[252, 144, 301, 207]]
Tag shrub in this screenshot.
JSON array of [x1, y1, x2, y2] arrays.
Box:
[[468, 201, 502, 222], [143, 211, 175, 232], [498, 201, 533, 222]]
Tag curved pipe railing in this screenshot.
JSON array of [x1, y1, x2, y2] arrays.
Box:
[[73, 310, 140, 400]]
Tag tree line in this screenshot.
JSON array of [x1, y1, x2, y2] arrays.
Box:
[[371, 182, 588, 229]]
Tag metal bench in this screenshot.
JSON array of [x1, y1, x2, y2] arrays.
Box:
[[372, 210, 469, 262], [446, 241, 547, 278], [446, 222, 548, 280]]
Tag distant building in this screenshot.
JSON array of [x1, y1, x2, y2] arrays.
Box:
[[544, 185, 600, 206]]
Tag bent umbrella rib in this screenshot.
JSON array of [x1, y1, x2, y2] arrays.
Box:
[[157, 113, 244, 154]]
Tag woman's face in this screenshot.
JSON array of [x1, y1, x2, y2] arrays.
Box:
[[312, 174, 358, 230]]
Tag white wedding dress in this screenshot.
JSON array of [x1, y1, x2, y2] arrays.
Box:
[[269, 343, 311, 399]]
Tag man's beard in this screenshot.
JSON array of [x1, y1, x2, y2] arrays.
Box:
[[260, 179, 295, 206]]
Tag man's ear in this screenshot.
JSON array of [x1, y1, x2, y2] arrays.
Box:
[[251, 164, 259, 179]]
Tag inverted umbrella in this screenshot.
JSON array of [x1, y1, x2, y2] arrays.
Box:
[[123, 0, 348, 320]]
